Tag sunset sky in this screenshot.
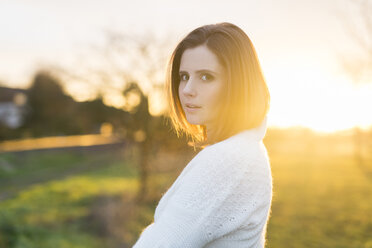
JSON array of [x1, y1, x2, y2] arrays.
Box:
[[0, 0, 371, 133]]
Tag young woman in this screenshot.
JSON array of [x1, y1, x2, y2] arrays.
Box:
[[133, 22, 272, 248]]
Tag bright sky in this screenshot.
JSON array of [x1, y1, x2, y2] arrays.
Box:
[[0, 0, 371, 133]]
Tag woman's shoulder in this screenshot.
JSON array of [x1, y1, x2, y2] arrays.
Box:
[[192, 139, 268, 181]]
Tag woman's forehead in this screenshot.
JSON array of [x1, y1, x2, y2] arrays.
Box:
[[179, 45, 223, 73]]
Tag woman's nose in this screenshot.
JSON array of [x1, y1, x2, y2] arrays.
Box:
[[182, 78, 196, 96]]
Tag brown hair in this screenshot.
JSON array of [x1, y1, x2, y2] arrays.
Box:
[[165, 22, 270, 150]]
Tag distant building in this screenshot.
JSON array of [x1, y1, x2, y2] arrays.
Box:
[[0, 86, 28, 129]]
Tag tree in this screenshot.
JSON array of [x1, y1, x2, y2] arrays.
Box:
[[337, 0, 372, 84], [23, 70, 78, 137], [49, 30, 184, 203], [336, 0, 372, 171]]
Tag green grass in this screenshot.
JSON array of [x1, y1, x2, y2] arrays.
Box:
[[0, 148, 140, 248], [0, 150, 138, 197], [0, 152, 86, 179], [266, 144, 372, 248]]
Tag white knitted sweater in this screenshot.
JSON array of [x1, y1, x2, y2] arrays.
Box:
[[133, 116, 272, 248]]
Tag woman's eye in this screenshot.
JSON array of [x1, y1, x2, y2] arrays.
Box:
[[180, 74, 189, 81], [201, 74, 213, 81]]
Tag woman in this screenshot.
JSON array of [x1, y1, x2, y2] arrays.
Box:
[[133, 22, 272, 248]]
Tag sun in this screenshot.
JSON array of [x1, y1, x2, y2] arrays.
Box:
[[265, 64, 372, 133]]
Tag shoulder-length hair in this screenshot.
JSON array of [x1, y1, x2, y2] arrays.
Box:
[[165, 22, 270, 150]]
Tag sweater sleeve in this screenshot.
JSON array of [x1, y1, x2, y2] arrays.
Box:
[[132, 144, 272, 248]]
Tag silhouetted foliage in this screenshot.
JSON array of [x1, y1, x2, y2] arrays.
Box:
[[17, 70, 134, 139], [120, 81, 167, 203], [75, 96, 130, 135], [22, 71, 78, 137]]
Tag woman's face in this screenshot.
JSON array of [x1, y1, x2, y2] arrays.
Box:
[[178, 45, 226, 131]]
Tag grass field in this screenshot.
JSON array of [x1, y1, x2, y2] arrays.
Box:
[[265, 130, 372, 248], [0, 146, 141, 248], [0, 130, 371, 248]]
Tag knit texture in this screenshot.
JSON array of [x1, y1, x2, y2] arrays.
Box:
[[133, 116, 272, 248]]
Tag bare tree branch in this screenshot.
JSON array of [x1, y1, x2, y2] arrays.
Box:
[[47, 28, 172, 115], [335, 0, 372, 84]]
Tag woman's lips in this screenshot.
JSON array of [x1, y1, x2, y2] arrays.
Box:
[[186, 103, 201, 108], [185, 104, 201, 112]]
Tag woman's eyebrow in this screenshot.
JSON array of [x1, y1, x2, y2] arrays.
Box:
[[179, 69, 219, 74]]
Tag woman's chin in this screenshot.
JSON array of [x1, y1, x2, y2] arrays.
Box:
[[186, 117, 202, 126]]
